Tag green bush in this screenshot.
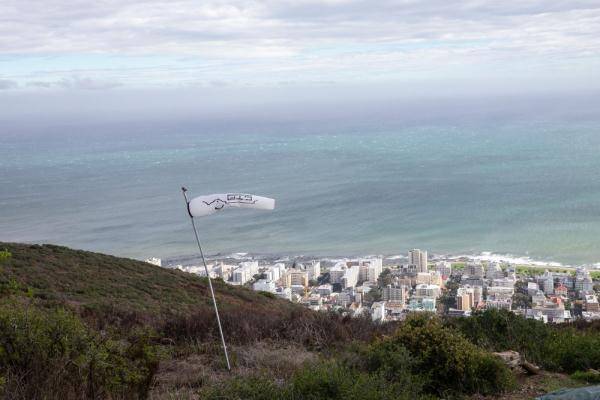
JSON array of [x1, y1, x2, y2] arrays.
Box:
[[199, 361, 425, 400], [358, 337, 423, 391], [288, 361, 419, 400], [0, 301, 159, 399], [381, 315, 515, 396], [448, 309, 600, 373], [571, 370, 600, 384], [0, 250, 11, 262], [197, 374, 284, 400]]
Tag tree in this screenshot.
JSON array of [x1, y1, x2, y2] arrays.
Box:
[[378, 268, 393, 287]]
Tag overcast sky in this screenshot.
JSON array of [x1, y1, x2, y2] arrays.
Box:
[[1, 0, 600, 113]]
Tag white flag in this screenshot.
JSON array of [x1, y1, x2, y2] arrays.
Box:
[[188, 193, 275, 217]]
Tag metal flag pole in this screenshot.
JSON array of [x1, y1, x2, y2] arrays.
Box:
[[181, 187, 231, 371]]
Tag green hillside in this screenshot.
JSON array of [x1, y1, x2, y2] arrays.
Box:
[[0, 242, 296, 317]]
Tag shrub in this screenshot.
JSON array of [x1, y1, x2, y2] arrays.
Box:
[[199, 361, 424, 400], [447, 309, 600, 373], [0, 301, 159, 399], [0, 250, 11, 262], [199, 374, 284, 400], [288, 361, 420, 400], [571, 370, 600, 384], [380, 315, 515, 396]]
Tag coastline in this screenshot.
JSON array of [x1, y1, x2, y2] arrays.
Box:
[[160, 250, 596, 271]]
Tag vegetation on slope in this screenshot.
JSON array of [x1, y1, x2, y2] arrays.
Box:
[[0, 242, 598, 399]]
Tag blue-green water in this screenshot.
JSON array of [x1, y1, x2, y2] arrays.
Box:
[[2, 117, 600, 265]]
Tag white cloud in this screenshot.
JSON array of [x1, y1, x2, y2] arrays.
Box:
[[1, 1, 599, 90]]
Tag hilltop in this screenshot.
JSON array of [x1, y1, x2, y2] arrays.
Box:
[[1, 243, 599, 400], [0, 241, 298, 318]]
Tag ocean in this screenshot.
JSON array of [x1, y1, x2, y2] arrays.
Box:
[[2, 104, 600, 266]]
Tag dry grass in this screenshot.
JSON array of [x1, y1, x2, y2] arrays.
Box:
[[470, 371, 585, 400], [149, 341, 317, 400]]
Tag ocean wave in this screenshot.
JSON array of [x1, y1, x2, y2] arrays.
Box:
[[447, 251, 566, 268]]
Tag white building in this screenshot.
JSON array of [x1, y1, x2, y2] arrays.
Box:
[[414, 284, 441, 299], [357, 258, 383, 283], [341, 265, 360, 289], [330, 262, 360, 289], [371, 301, 386, 322], [408, 249, 428, 273], [253, 279, 276, 293], [265, 263, 286, 282], [213, 262, 236, 281], [329, 262, 347, 284], [232, 261, 259, 285], [527, 282, 540, 296], [145, 257, 162, 267], [306, 261, 321, 281], [275, 287, 292, 301]]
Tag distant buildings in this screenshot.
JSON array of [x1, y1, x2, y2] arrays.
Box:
[[539, 270, 555, 295], [456, 287, 475, 311], [575, 267, 594, 294], [163, 247, 599, 324], [357, 258, 383, 283], [435, 261, 452, 280], [306, 261, 321, 281], [585, 294, 599, 312], [465, 263, 484, 279], [527, 282, 539, 296], [253, 279, 276, 293], [486, 262, 503, 280], [526, 296, 571, 323], [232, 261, 259, 285], [383, 284, 408, 303], [408, 249, 428, 273], [145, 257, 162, 267], [284, 269, 309, 288]]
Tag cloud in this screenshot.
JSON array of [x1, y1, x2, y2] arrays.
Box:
[[25, 76, 123, 90], [0, 1, 599, 91], [56, 76, 123, 90], [0, 79, 18, 89]]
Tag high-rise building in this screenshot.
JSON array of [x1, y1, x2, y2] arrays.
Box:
[[306, 261, 321, 281], [539, 270, 555, 295], [415, 284, 441, 299], [575, 267, 594, 294], [408, 249, 428, 273], [285, 269, 308, 288], [465, 263, 484, 278], [456, 287, 474, 311], [382, 284, 408, 303], [357, 258, 383, 283]]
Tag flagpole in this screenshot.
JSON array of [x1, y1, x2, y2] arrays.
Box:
[[181, 187, 231, 371]]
